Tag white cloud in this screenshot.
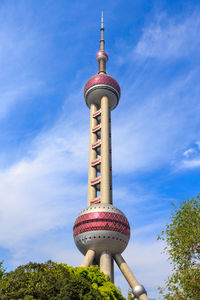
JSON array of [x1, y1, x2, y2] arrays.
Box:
[[9, 234, 82, 268], [183, 148, 195, 157], [110, 47, 200, 174], [0, 2, 49, 119], [196, 141, 200, 150], [0, 108, 89, 249], [181, 158, 200, 168], [0, 82, 43, 118], [134, 12, 200, 60], [177, 141, 200, 169]]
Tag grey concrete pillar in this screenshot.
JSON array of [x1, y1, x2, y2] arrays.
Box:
[[114, 254, 148, 300], [100, 251, 113, 281], [81, 249, 95, 267]]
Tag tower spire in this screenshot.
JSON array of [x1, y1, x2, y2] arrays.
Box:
[[96, 11, 108, 74], [100, 11, 104, 51]]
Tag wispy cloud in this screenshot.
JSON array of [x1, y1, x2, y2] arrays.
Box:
[[176, 141, 200, 169], [0, 104, 89, 250], [112, 69, 200, 173], [134, 12, 200, 60], [181, 158, 200, 168], [0, 82, 43, 118], [110, 11, 200, 176], [0, 2, 50, 119], [183, 148, 195, 157]]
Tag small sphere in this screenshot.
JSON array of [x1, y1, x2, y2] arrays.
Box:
[[73, 203, 130, 256], [96, 50, 108, 62], [84, 74, 120, 110]]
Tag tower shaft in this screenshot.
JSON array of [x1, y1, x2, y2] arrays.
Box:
[[87, 95, 112, 206], [87, 95, 114, 280]]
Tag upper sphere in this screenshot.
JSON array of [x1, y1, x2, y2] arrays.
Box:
[[84, 74, 120, 110], [96, 50, 108, 62]]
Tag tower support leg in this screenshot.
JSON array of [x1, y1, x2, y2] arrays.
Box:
[[100, 251, 114, 282], [114, 254, 148, 300], [81, 249, 95, 267], [111, 255, 114, 283]]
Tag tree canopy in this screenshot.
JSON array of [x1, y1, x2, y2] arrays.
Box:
[[0, 261, 5, 280], [0, 260, 125, 300], [158, 195, 200, 299]]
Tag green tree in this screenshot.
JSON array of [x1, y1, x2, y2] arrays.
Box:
[[0, 261, 5, 279], [158, 195, 200, 299], [0, 260, 125, 300]]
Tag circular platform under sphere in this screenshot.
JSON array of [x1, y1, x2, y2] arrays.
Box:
[[73, 203, 130, 256], [84, 74, 120, 110]]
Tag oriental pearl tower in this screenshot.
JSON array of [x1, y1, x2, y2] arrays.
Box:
[[73, 13, 148, 300]]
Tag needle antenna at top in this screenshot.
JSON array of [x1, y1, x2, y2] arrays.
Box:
[[101, 11, 104, 29]]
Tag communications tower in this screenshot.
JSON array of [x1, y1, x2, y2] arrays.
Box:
[[73, 13, 148, 300]]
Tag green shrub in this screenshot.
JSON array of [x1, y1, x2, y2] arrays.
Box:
[[0, 260, 125, 300]]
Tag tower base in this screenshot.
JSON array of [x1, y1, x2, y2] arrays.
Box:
[[80, 250, 148, 300]]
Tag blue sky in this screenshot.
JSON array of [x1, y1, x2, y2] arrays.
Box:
[[0, 0, 200, 298]]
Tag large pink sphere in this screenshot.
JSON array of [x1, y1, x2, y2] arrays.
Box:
[[73, 204, 130, 256], [84, 74, 120, 110]]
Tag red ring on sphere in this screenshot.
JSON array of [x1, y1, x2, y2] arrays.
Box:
[[84, 74, 120, 98], [73, 211, 130, 238]]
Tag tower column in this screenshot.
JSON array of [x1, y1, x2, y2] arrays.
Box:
[[87, 103, 97, 206], [81, 249, 95, 267], [114, 254, 148, 300], [101, 96, 112, 204], [100, 251, 114, 282]]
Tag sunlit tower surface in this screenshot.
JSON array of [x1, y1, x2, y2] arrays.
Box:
[[73, 13, 148, 300]]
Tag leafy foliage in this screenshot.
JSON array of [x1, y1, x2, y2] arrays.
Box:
[[0, 260, 125, 300], [158, 195, 200, 299], [0, 261, 5, 279]]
